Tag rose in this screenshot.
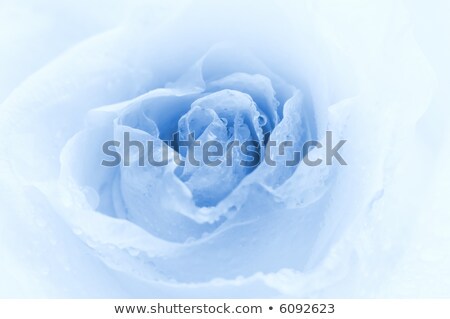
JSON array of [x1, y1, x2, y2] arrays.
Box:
[[58, 38, 326, 282], [0, 0, 441, 297], [65, 41, 313, 239]]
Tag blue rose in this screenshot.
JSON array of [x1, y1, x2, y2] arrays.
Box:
[[0, 0, 439, 298], [60, 42, 320, 280]]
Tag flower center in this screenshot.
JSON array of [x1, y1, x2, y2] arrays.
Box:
[[174, 89, 267, 207]]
